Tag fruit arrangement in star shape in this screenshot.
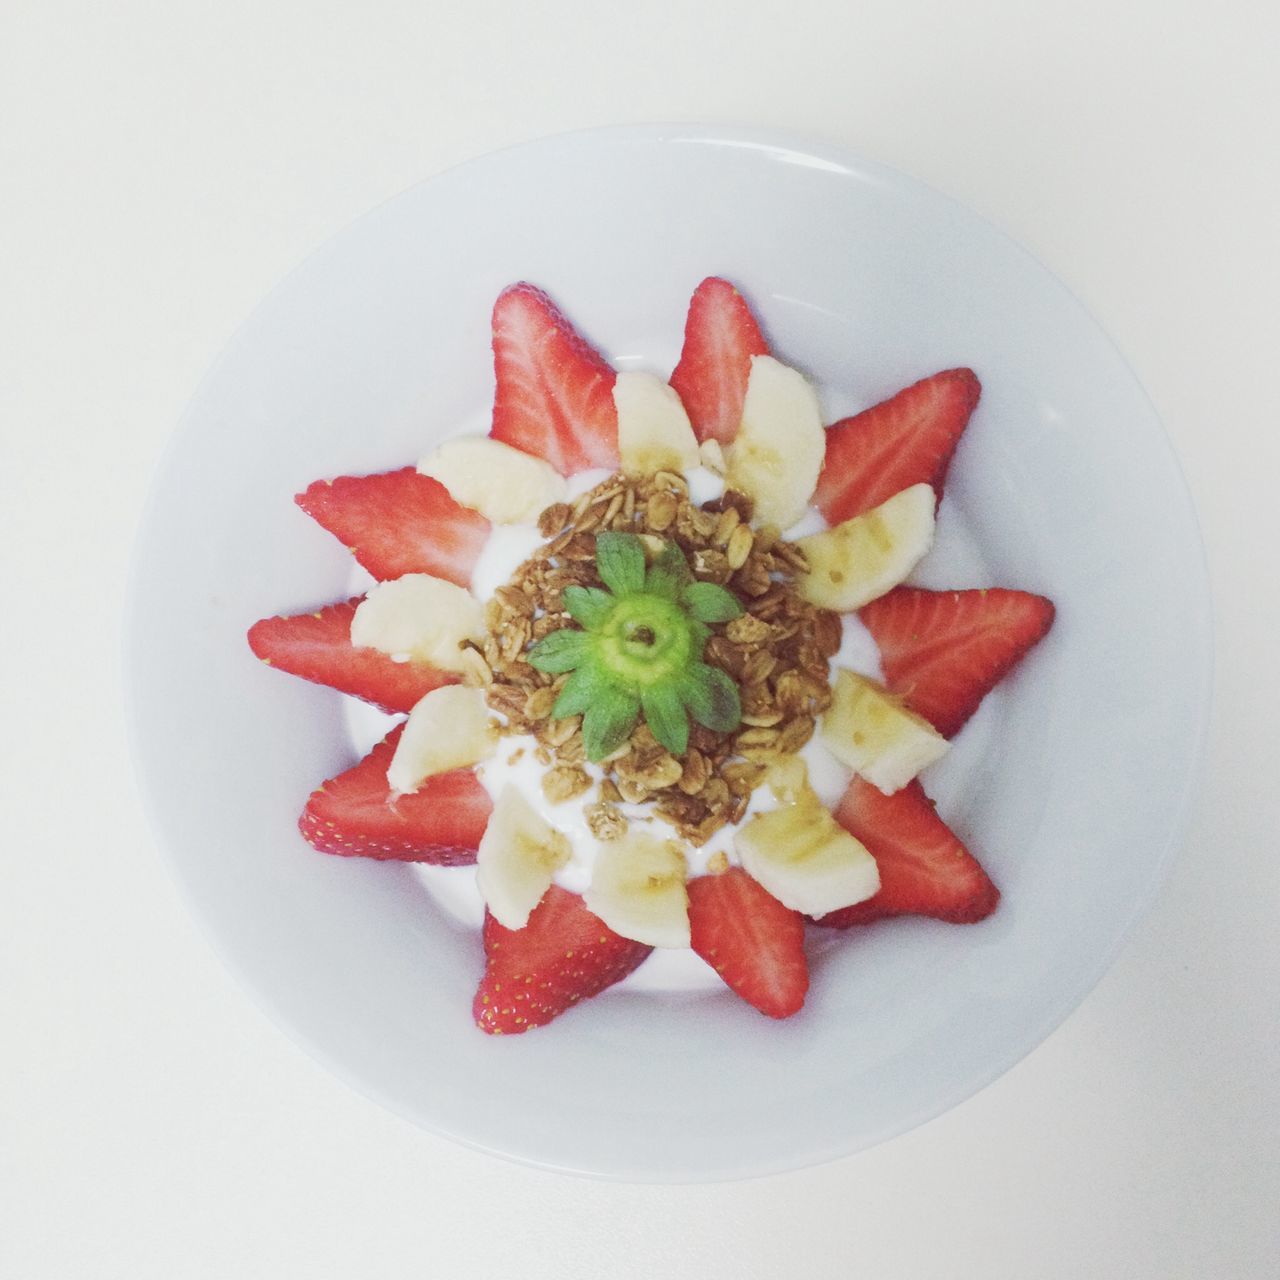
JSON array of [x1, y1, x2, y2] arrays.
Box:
[[248, 277, 1054, 1033]]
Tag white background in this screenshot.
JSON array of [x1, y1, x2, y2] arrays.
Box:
[[3, 2, 1277, 1277]]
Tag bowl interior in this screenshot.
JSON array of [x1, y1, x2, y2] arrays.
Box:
[[127, 126, 1210, 1180]]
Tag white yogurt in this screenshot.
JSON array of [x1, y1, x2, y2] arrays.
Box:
[[684, 464, 726, 507], [469, 523, 544, 602]]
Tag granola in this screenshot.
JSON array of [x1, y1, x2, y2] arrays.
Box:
[[483, 471, 840, 845]]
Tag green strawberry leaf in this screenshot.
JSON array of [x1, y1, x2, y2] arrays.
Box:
[[641, 684, 689, 757], [582, 688, 641, 760], [552, 661, 620, 718], [595, 531, 646, 597], [527, 628, 592, 673], [681, 581, 744, 623], [562, 585, 615, 631], [644, 541, 694, 601], [681, 663, 742, 733]]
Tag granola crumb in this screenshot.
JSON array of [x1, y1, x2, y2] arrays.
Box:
[[541, 765, 592, 805], [585, 801, 628, 841]]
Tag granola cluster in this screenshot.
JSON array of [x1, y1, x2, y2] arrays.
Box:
[[475, 470, 842, 847]]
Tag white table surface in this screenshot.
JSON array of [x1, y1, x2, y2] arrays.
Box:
[[3, 2, 1277, 1276]]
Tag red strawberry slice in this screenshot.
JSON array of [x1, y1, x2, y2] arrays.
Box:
[[474, 885, 651, 1034], [299, 725, 490, 864], [295, 468, 491, 586], [859, 586, 1055, 738], [247, 597, 457, 714], [688, 868, 808, 1019], [816, 778, 998, 926], [489, 283, 619, 476], [669, 277, 770, 445], [812, 368, 981, 524]]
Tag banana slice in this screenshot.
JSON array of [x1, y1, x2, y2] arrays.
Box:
[[735, 761, 879, 916], [418, 436, 566, 525], [476, 785, 572, 930], [584, 831, 690, 948], [821, 669, 948, 793], [725, 355, 826, 529], [615, 371, 701, 475], [386, 685, 497, 794], [350, 573, 485, 672], [795, 483, 936, 611]]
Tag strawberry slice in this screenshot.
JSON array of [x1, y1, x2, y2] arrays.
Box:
[[688, 868, 808, 1018], [295, 468, 491, 586], [669, 277, 770, 445], [489, 283, 618, 476], [816, 778, 998, 926], [299, 725, 490, 864], [859, 586, 1055, 738], [474, 885, 651, 1034], [812, 368, 981, 524], [247, 597, 456, 714]]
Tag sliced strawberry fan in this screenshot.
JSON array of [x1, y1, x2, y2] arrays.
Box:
[[489, 282, 619, 476], [300, 725, 491, 864], [818, 778, 999, 926], [247, 597, 458, 714], [474, 885, 652, 1034], [669, 276, 771, 445], [296, 468, 491, 586], [688, 868, 808, 1018], [812, 368, 981, 524], [859, 587, 1056, 738]]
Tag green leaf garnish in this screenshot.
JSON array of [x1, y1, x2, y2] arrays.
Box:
[[641, 684, 689, 756], [681, 663, 742, 733], [644, 541, 694, 600], [582, 688, 641, 759], [526, 628, 593, 673], [552, 662, 616, 718], [681, 581, 744, 624], [525, 535, 744, 761], [562, 585, 614, 629], [595, 531, 646, 596]]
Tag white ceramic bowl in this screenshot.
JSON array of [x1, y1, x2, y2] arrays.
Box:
[[126, 125, 1211, 1181]]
